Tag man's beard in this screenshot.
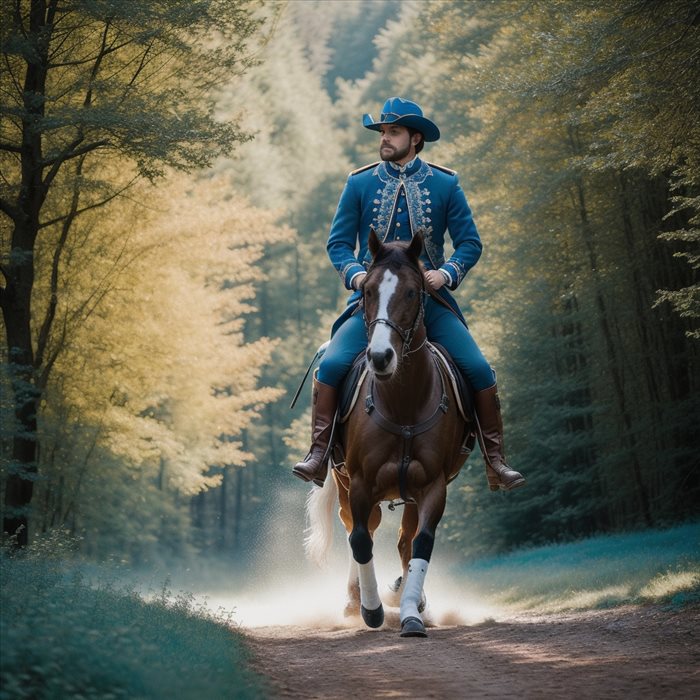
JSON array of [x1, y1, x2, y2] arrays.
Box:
[[380, 141, 411, 162]]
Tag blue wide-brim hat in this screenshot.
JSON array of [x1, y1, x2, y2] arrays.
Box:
[[362, 97, 440, 142]]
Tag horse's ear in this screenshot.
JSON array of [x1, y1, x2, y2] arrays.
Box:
[[408, 230, 424, 261], [368, 227, 382, 259]]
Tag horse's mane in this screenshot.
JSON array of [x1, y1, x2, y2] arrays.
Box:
[[369, 240, 423, 277]]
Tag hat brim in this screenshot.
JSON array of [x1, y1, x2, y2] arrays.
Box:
[[363, 113, 440, 142]]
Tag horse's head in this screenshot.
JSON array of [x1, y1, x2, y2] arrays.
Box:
[[363, 228, 425, 379]]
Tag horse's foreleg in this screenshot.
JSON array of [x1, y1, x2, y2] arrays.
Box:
[[348, 482, 384, 629], [337, 475, 382, 618], [399, 477, 447, 638], [336, 475, 360, 616]]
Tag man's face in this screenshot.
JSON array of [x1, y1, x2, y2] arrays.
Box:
[[379, 124, 417, 164]]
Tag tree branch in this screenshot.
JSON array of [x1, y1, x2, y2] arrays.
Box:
[[42, 139, 110, 168], [0, 197, 20, 223], [48, 36, 141, 69], [0, 142, 23, 153], [119, 38, 156, 102], [36, 156, 85, 372], [38, 175, 140, 229], [13, 0, 28, 40]]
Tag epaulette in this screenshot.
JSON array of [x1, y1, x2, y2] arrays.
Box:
[[350, 161, 380, 176], [427, 162, 457, 176]]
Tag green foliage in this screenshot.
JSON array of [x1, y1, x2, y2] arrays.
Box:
[[316, 0, 403, 99], [415, 0, 700, 555], [0, 0, 262, 181], [0, 533, 266, 699]]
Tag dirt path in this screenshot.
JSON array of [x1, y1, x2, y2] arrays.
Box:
[[244, 605, 699, 699]]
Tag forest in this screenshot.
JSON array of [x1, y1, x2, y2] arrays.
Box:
[[1, 0, 698, 569]]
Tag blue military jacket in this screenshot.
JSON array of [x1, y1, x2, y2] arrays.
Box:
[[327, 157, 482, 333]]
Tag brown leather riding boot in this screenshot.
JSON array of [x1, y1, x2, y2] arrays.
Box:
[[474, 385, 525, 492], [292, 376, 338, 487]]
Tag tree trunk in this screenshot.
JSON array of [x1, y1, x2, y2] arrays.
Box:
[[572, 174, 653, 527], [1, 1, 54, 545]]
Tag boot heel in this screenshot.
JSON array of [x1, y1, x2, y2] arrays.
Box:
[[485, 465, 501, 491]]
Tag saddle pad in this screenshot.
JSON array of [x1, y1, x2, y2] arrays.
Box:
[[427, 342, 475, 423], [338, 352, 369, 423]]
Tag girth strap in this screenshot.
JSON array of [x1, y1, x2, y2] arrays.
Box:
[[364, 358, 449, 502]]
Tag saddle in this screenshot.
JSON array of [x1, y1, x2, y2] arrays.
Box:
[[331, 343, 477, 480]]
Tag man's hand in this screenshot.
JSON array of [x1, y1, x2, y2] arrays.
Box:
[[424, 269, 447, 291], [352, 272, 367, 290]]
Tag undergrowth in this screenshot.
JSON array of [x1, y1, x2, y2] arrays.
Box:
[[0, 532, 266, 700], [459, 521, 700, 612]]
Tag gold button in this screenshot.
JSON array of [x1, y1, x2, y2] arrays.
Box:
[[396, 222, 401, 228]]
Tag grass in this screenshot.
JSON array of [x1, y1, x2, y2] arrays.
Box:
[[0, 537, 267, 700], [458, 521, 700, 613]]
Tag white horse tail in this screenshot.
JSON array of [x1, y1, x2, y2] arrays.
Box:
[[304, 465, 338, 567]]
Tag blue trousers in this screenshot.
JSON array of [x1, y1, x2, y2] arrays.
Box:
[[317, 297, 495, 391]]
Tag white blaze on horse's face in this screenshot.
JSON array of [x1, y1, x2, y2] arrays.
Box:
[[367, 268, 399, 377]]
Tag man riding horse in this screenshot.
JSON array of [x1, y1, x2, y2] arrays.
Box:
[[293, 97, 525, 493]]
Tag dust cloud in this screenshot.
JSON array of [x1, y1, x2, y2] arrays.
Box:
[[196, 484, 500, 631]]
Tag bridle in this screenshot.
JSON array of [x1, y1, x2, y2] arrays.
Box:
[[364, 265, 427, 359]]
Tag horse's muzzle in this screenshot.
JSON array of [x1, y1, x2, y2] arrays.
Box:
[[368, 347, 395, 377]]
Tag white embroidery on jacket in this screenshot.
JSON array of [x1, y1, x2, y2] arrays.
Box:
[[368, 162, 442, 270]]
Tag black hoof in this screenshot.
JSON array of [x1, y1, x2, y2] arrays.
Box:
[[361, 604, 384, 629], [400, 616, 427, 638]]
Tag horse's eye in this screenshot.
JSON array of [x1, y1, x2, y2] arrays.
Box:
[[407, 289, 416, 300]]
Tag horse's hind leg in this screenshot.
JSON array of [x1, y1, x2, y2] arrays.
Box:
[[398, 503, 418, 572], [400, 477, 447, 638], [386, 504, 418, 607], [344, 548, 361, 617], [348, 481, 384, 628]]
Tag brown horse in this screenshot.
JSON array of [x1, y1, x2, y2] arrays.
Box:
[[305, 230, 472, 637]]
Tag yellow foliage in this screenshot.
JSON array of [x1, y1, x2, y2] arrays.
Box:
[[36, 169, 294, 506]]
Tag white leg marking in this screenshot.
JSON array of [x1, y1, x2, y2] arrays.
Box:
[[358, 558, 382, 611], [368, 269, 398, 359], [344, 546, 361, 615], [347, 548, 360, 598], [400, 558, 429, 622]]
